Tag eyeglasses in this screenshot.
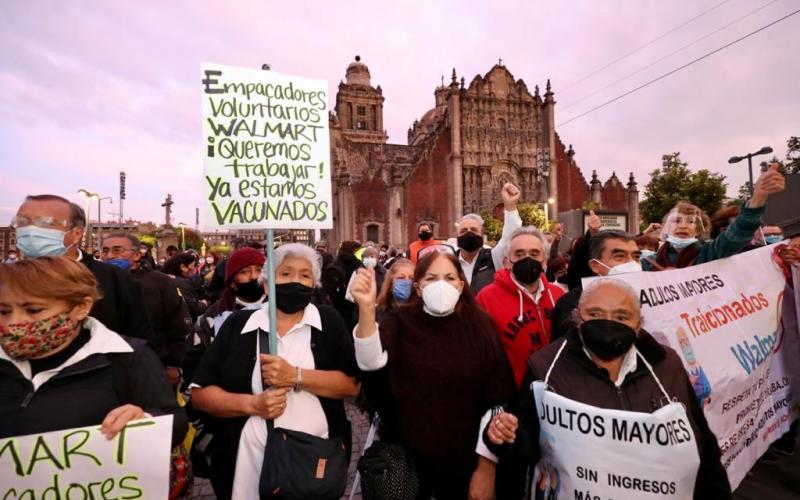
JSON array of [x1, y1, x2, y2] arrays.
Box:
[[417, 244, 457, 260], [666, 215, 699, 225], [12, 215, 73, 230]]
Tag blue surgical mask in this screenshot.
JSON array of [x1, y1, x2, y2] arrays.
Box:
[[765, 235, 783, 245], [106, 258, 131, 270], [666, 235, 698, 250], [640, 249, 657, 260], [392, 279, 413, 302], [15, 226, 69, 257]]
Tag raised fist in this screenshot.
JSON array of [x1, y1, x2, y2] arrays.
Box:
[[501, 183, 521, 210]]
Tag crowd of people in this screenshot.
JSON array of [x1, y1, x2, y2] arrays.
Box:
[[0, 162, 798, 500]]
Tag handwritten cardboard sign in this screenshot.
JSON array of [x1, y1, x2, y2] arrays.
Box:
[[0, 415, 172, 499], [202, 63, 332, 229]]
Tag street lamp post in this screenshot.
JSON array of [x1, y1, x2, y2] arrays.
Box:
[[97, 197, 113, 224], [178, 223, 187, 251], [542, 197, 555, 229], [77, 189, 98, 250], [728, 146, 773, 196], [96, 196, 112, 250]]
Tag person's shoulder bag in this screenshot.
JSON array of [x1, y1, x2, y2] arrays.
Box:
[[257, 328, 349, 500]]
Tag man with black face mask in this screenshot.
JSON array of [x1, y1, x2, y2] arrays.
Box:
[[484, 278, 731, 499], [408, 222, 440, 264], [456, 182, 522, 294], [475, 226, 565, 499], [477, 227, 564, 388]]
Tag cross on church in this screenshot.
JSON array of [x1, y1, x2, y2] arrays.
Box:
[[161, 194, 174, 227]]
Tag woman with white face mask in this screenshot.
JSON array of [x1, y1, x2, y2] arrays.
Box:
[[643, 164, 785, 271], [351, 248, 516, 499]]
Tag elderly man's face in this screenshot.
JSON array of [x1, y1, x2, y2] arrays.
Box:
[[588, 238, 640, 276], [578, 283, 641, 332], [16, 199, 84, 252], [362, 247, 379, 259], [505, 234, 546, 268], [457, 218, 482, 236]]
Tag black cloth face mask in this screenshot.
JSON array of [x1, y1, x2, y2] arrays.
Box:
[[418, 230, 433, 241], [457, 232, 483, 253], [511, 257, 543, 285], [235, 279, 265, 303], [275, 282, 314, 314], [579, 319, 638, 361]]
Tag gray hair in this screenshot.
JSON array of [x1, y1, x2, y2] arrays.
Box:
[[262, 243, 322, 285], [507, 226, 550, 258], [458, 213, 484, 228], [578, 277, 640, 314], [105, 232, 140, 248]]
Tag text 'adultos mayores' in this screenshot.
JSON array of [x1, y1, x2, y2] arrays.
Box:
[[540, 403, 693, 446]]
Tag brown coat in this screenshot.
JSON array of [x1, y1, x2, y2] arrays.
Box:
[[487, 328, 732, 499]]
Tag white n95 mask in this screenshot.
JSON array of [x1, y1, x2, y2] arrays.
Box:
[[421, 280, 461, 317]]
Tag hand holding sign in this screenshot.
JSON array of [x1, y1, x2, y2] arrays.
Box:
[[100, 404, 145, 440], [261, 354, 296, 387], [251, 386, 291, 419], [487, 412, 518, 445], [750, 163, 785, 208]]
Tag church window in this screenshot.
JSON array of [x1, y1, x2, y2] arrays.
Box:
[[366, 224, 379, 243], [347, 103, 353, 128]]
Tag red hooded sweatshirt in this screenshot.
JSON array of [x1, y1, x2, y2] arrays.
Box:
[[476, 268, 565, 387]]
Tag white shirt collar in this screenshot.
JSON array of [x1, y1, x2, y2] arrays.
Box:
[[240, 303, 322, 335], [511, 275, 544, 303], [583, 345, 638, 388]]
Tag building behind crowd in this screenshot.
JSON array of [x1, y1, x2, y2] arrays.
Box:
[[202, 229, 312, 248], [0, 226, 16, 259], [326, 56, 640, 249]]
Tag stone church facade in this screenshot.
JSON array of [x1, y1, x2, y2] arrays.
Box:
[[327, 56, 639, 250]]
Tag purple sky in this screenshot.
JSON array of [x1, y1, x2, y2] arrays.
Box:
[[1, 0, 798, 229]]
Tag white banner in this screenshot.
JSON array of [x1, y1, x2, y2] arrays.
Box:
[[532, 381, 699, 499], [0, 415, 172, 499], [202, 63, 332, 229], [584, 244, 800, 489]]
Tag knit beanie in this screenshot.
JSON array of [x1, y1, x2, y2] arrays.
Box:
[[225, 247, 266, 283]]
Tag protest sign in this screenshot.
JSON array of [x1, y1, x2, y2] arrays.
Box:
[[0, 415, 172, 499], [585, 245, 799, 488], [532, 381, 699, 499], [202, 63, 332, 229]]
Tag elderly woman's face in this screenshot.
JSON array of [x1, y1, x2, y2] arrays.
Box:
[[0, 287, 87, 326], [578, 284, 640, 332], [664, 211, 699, 239], [275, 256, 314, 288]]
